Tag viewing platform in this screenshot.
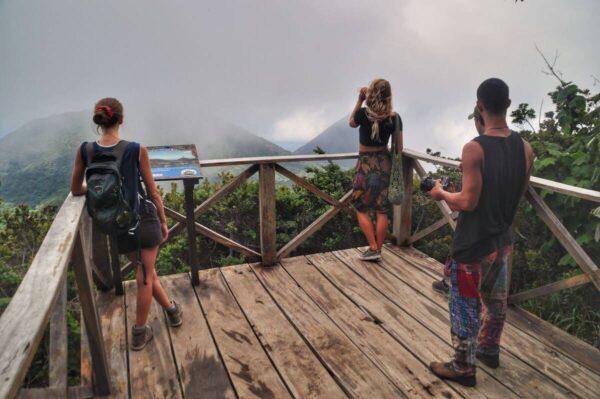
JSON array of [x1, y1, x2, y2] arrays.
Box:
[[1, 150, 599, 398]]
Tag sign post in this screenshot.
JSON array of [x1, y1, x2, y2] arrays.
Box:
[[147, 144, 202, 285]]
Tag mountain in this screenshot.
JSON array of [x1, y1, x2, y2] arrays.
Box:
[[293, 116, 359, 155], [0, 110, 289, 206]]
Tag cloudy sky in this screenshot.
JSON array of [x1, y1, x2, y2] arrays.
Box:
[[1, 0, 599, 156]]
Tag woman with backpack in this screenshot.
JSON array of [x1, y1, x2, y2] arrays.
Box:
[[349, 79, 403, 261], [70, 97, 182, 350]]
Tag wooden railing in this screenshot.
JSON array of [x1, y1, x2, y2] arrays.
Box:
[[0, 149, 598, 398]]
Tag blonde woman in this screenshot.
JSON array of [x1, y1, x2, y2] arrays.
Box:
[[349, 79, 403, 261]]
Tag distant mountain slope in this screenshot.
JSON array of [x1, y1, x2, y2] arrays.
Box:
[[0, 110, 289, 205], [293, 116, 359, 155]]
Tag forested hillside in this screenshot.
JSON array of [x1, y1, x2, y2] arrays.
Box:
[[0, 110, 290, 206]]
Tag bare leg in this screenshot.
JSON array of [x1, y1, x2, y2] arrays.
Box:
[[128, 247, 171, 327], [356, 211, 377, 250], [375, 213, 388, 250]]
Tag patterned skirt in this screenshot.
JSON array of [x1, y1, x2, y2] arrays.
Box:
[[352, 150, 391, 213]]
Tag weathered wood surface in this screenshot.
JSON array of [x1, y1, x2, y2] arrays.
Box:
[[283, 255, 458, 398], [317, 251, 516, 398], [403, 246, 600, 375], [18, 386, 93, 399], [259, 163, 277, 265], [526, 186, 600, 290], [194, 268, 291, 398], [409, 217, 451, 244], [48, 280, 68, 392], [382, 246, 600, 398], [73, 230, 111, 396], [199, 152, 359, 167], [277, 190, 353, 259], [124, 281, 182, 399], [96, 291, 129, 398], [336, 249, 573, 398], [250, 261, 404, 397], [274, 164, 341, 207], [164, 207, 260, 257], [108, 235, 123, 295], [0, 194, 85, 399], [161, 275, 235, 399], [184, 178, 200, 285], [397, 156, 414, 245], [222, 265, 346, 398], [508, 273, 592, 304]]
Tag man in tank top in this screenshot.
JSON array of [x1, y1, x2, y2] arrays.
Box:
[[427, 78, 534, 387]]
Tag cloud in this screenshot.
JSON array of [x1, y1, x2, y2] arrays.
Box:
[[1, 0, 599, 156], [272, 109, 329, 143]]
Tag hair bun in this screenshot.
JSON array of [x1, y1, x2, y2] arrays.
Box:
[[92, 98, 123, 128]]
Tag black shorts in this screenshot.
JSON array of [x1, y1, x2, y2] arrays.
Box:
[[116, 199, 163, 254]]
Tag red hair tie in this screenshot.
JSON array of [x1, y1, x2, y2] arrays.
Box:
[[95, 105, 114, 118]]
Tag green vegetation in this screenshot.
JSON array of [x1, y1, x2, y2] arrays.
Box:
[[1, 69, 598, 387]]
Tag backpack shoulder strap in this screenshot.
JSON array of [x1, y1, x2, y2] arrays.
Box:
[[83, 142, 95, 167]]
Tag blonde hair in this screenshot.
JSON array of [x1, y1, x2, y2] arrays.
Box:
[[365, 78, 394, 141]]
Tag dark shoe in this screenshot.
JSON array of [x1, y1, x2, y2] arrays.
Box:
[[165, 301, 183, 327], [430, 361, 476, 387], [131, 325, 153, 351], [432, 279, 450, 294], [360, 248, 382, 261], [476, 352, 499, 369]]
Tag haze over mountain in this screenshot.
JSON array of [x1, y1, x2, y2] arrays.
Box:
[[293, 116, 357, 155], [0, 110, 289, 205]]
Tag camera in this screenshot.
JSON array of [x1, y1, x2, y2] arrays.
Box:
[[420, 176, 452, 192]]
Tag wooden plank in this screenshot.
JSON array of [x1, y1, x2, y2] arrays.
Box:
[[125, 280, 182, 399], [277, 190, 353, 259], [380, 246, 600, 398], [164, 207, 260, 258], [96, 290, 129, 398], [316, 251, 517, 398], [282, 255, 460, 398], [338, 249, 579, 398], [508, 273, 592, 304], [80, 316, 92, 390], [250, 261, 404, 398], [0, 194, 85, 399], [397, 156, 414, 245], [507, 306, 600, 374], [402, 246, 600, 375], [199, 152, 359, 168], [73, 229, 111, 396], [336, 248, 579, 398], [193, 268, 291, 398], [160, 274, 235, 399], [48, 279, 68, 392], [184, 179, 201, 285], [526, 186, 600, 290], [274, 164, 340, 207], [409, 217, 450, 244], [80, 215, 112, 291], [404, 148, 600, 202], [108, 235, 123, 295], [259, 164, 277, 266], [221, 265, 347, 398], [413, 160, 457, 230]]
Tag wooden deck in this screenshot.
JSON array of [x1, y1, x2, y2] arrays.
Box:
[[94, 246, 600, 398]]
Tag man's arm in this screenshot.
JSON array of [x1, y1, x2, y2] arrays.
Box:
[[430, 141, 483, 211]]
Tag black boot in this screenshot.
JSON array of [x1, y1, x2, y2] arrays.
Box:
[[476, 351, 500, 369]]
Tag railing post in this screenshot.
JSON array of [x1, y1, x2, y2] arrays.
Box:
[[91, 222, 113, 291], [184, 178, 201, 285], [259, 163, 277, 265], [397, 156, 414, 246], [73, 226, 111, 396], [108, 236, 123, 295]]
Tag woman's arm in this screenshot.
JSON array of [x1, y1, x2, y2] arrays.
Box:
[[349, 87, 367, 128], [138, 146, 169, 239], [70, 145, 87, 196]]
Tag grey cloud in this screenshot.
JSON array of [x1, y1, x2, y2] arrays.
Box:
[[1, 0, 599, 156]]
